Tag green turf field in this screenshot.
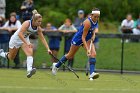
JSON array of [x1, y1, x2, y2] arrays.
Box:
[[0, 69, 139, 93]]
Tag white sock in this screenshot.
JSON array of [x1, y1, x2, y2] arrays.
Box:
[[0, 52, 7, 58], [26, 56, 33, 72]]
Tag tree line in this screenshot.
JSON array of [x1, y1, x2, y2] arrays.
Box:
[[6, 0, 140, 26]]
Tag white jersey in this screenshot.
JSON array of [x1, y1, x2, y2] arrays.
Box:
[[13, 20, 38, 39], [9, 20, 38, 49]]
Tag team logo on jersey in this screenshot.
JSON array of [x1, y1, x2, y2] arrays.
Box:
[[26, 30, 34, 34], [24, 30, 35, 38]]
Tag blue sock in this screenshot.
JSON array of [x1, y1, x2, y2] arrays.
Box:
[[56, 55, 68, 68], [89, 58, 96, 75]]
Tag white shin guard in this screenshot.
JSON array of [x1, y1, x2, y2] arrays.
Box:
[[27, 56, 33, 72]]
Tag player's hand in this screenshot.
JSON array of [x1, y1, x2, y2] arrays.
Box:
[[87, 49, 91, 57], [47, 49, 52, 54]]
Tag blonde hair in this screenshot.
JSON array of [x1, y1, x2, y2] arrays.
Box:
[[32, 9, 42, 21]]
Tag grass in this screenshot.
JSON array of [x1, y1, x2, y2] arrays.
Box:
[[0, 69, 140, 93]]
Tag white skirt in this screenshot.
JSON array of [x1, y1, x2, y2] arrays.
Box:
[[9, 35, 30, 49]]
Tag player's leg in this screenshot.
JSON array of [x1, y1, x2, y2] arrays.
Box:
[[0, 47, 19, 60], [52, 44, 80, 75], [84, 40, 99, 80], [56, 44, 79, 68], [89, 40, 99, 80], [21, 43, 36, 78]]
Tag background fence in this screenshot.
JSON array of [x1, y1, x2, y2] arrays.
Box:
[[1, 31, 140, 73]]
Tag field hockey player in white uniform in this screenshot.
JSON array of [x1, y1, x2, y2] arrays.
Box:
[[0, 10, 52, 78]]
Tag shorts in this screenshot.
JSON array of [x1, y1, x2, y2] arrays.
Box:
[[9, 35, 30, 49], [71, 33, 92, 46], [50, 48, 59, 51], [71, 38, 92, 46]]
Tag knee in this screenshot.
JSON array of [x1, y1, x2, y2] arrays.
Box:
[[26, 49, 33, 56], [91, 51, 96, 58]]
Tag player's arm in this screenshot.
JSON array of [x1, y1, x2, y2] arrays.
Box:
[[82, 19, 91, 51], [92, 28, 98, 41], [37, 27, 52, 54], [18, 21, 30, 45]]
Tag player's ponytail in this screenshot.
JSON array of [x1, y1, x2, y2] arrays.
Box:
[[32, 9, 38, 15], [32, 9, 42, 21]]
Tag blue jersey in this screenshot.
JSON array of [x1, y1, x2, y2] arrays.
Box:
[[71, 17, 98, 46]]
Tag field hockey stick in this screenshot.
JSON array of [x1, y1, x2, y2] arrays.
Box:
[[86, 32, 95, 76], [86, 39, 93, 76], [50, 53, 80, 79]]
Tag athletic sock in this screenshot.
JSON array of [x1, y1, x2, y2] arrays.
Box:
[[89, 58, 96, 75], [55, 55, 67, 68], [27, 56, 33, 72]]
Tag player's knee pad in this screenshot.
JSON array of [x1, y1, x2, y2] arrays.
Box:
[[89, 58, 96, 65]]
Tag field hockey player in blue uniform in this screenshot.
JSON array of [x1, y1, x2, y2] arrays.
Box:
[[52, 8, 100, 81]]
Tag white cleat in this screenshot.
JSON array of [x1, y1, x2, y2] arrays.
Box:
[[27, 68, 36, 78], [52, 63, 58, 75], [89, 72, 99, 80]]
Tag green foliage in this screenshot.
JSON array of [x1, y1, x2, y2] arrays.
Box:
[[6, 0, 140, 26]]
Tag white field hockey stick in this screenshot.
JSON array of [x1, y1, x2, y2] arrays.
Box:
[[86, 32, 96, 76], [89, 32, 95, 52]]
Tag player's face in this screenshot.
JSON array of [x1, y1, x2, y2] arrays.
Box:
[[35, 18, 42, 26], [91, 14, 100, 22]]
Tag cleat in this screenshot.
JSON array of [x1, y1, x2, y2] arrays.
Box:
[[27, 68, 36, 78], [52, 63, 58, 75], [89, 72, 99, 79]]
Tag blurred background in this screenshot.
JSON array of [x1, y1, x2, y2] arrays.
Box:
[[0, 0, 140, 73]]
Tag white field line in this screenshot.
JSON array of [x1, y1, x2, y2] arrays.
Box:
[[79, 88, 140, 91], [0, 86, 139, 91]]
